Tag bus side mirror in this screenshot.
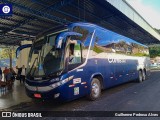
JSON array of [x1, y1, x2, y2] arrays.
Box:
[[16, 44, 32, 58], [55, 32, 82, 49]]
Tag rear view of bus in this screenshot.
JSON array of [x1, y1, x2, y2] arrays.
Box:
[[22, 22, 150, 101]]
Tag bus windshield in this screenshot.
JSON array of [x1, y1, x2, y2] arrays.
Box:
[[26, 34, 64, 78], [26, 25, 95, 79]]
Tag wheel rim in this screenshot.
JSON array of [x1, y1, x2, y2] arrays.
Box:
[[143, 73, 146, 80], [139, 71, 142, 81], [143, 72, 146, 80], [92, 82, 99, 98]]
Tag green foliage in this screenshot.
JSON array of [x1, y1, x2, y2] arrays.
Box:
[[149, 27, 160, 57], [74, 44, 80, 50], [154, 28, 160, 34], [0, 47, 16, 68], [133, 53, 149, 57], [0, 48, 16, 59], [93, 46, 103, 53], [149, 46, 160, 58]]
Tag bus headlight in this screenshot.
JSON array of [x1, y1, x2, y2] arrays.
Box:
[[61, 78, 69, 84], [50, 76, 74, 89]]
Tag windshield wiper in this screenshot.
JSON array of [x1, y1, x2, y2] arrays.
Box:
[[28, 57, 38, 76]]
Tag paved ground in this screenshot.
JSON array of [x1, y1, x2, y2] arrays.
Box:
[[0, 81, 31, 109], [1, 70, 160, 119]]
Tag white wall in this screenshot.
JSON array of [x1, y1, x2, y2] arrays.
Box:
[[16, 40, 32, 68]]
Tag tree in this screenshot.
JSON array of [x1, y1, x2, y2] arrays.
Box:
[[0, 47, 16, 68], [149, 46, 160, 58], [154, 28, 160, 34]]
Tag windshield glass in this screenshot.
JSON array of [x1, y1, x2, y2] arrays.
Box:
[[26, 34, 64, 77], [26, 24, 95, 79]]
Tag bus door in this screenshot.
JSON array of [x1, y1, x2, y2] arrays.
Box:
[[66, 39, 87, 97], [56, 32, 86, 97]]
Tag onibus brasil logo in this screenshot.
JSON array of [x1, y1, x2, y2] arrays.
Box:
[[2, 5, 10, 14], [0, 4, 12, 16]]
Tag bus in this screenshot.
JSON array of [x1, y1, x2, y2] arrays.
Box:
[[17, 22, 150, 101]]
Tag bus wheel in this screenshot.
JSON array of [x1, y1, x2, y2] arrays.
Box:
[[142, 70, 146, 81], [138, 70, 143, 83], [88, 78, 101, 100]]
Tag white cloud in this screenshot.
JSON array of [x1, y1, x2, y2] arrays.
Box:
[[126, 0, 160, 29]]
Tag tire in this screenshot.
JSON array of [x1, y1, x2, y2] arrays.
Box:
[[142, 70, 146, 81], [138, 70, 143, 83], [87, 78, 101, 101]]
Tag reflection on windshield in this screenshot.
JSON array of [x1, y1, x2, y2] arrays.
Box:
[[26, 37, 46, 77], [26, 25, 95, 79], [43, 47, 64, 76], [26, 34, 64, 78]]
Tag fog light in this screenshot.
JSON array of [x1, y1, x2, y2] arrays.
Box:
[[54, 93, 60, 98]]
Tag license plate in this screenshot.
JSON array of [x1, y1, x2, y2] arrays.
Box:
[[34, 93, 41, 98]]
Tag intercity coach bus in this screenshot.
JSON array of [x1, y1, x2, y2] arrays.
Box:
[[17, 22, 150, 101]]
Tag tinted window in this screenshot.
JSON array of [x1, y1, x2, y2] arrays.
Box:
[[92, 29, 113, 55], [92, 29, 149, 57]]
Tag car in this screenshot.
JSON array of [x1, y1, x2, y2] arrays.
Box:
[[150, 63, 158, 69]]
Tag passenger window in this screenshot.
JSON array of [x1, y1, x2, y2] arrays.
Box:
[[69, 43, 82, 64], [92, 29, 113, 56]]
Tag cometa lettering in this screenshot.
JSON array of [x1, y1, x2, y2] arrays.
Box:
[[108, 58, 126, 63]]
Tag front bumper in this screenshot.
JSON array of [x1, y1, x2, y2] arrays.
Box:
[[25, 87, 62, 100], [25, 82, 69, 101]]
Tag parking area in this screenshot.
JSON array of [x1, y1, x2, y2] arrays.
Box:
[[0, 70, 160, 113]]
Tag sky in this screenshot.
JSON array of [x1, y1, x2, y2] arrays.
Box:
[[126, 0, 160, 29]]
